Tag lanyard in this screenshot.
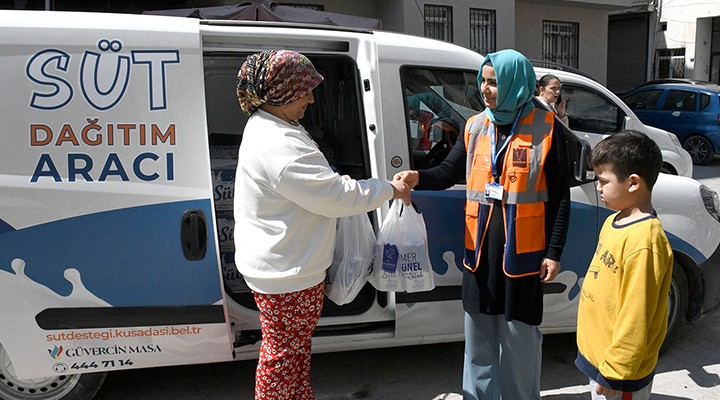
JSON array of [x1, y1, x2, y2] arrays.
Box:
[[489, 111, 522, 178]]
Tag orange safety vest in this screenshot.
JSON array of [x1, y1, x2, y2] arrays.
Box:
[[463, 108, 555, 277]]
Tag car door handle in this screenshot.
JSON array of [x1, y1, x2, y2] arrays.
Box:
[[181, 209, 208, 260]]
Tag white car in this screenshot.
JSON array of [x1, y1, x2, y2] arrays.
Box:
[[534, 67, 693, 178]]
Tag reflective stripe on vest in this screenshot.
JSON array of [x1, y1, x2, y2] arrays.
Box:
[[462, 109, 555, 277]]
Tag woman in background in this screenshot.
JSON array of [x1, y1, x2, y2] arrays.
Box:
[[536, 73, 570, 126]]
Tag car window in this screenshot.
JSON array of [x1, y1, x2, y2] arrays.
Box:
[[623, 89, 663, 110], [563, 84, 622, 133], [662, 89, 697, 111], [700, 93, 711, 110], [400, 67, 483, 172]]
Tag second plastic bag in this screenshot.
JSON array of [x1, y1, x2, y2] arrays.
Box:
[[369, 199, 435, 293], [326, 213, 376, 305]]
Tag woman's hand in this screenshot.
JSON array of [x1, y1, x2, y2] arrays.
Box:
[[394, 170, 419, 189], [540, 258, 560, 282], [390, 179, 411, 205], [555, 96, 567, 119]]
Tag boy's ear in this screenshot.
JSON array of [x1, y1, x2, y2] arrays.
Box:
[[627, 173, 643, 193]]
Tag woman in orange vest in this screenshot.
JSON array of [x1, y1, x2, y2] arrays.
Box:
[[395, 49, 571, 399]]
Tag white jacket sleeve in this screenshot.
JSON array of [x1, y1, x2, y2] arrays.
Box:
[[274, 150, 393, 218]]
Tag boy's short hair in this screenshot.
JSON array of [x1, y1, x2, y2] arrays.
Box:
[[589, 130, 663, 189]]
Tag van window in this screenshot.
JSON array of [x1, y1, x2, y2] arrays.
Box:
[[400, 67, 483, 171], [563, 84, 623, 133]]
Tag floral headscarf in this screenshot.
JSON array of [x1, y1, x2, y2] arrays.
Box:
[[236, 50, 324, 115]]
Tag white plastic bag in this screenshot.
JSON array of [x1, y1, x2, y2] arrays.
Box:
[[369, 199, 435, 293], [326, 213, 376, 305]]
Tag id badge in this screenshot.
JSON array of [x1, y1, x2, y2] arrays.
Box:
[[484, 182, 504, 200]]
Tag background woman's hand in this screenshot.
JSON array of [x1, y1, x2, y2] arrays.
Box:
[[394, 170, 419, 189], [555, 96, 567, 118]]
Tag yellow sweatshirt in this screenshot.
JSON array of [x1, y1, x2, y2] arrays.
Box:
[[575, 212, 673, 392]]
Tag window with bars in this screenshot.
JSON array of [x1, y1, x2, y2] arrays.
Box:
[[655, 48, 686, 79], [469, 8, 495, 55], [279, 3, 324, 11], [424, 4, 453, 42], [542, 20, 579, 68]]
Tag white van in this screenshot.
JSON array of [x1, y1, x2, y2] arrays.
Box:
[[1, 11, 719, 400]]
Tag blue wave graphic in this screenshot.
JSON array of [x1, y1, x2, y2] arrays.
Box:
[[0, 200, 222, 307]]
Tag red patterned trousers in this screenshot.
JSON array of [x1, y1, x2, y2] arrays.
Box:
[[253, 281, 325, 400]]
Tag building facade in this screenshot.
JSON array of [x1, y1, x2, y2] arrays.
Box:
[[272, 0, 637, 84], [6, 0, 641, 85]]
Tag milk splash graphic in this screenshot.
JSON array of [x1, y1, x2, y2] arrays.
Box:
[[0, 258, 110, 378]]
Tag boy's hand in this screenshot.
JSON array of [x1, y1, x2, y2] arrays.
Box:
[[540, 258, 560, 282], [595, 383, 621, 397]]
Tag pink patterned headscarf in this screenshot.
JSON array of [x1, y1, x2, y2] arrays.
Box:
[[236, 50, 324, 115]]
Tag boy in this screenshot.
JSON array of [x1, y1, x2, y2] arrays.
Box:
[[575, 130, 673, 400]]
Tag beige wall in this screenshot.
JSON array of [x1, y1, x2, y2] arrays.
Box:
[[515, 2, 609, 83], [380, 0, 515, 52], [231, 0, 613, 81], [657, 1, 720, 81]]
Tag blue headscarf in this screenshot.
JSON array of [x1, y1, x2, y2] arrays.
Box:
[[477, 49, 536, 125]]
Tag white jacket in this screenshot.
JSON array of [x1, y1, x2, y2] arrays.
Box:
[[233, 110, 393, 294]]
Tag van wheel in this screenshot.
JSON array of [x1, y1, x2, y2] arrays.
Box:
[[660, 263, 689, 354], [0, 343, 106, 400], [682, 135, 714, 165]]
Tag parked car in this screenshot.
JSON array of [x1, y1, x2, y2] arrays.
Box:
[[533, 67, 693, 177], [621, 82, 720, 165]]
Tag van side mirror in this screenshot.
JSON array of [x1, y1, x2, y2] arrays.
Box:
[[575, 139, 594, 182]]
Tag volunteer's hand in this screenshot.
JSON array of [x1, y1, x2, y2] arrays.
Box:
[[394, 170, 419, 189], [390, 179, 411, 205], [595, 383, 621, 397], [540, 258, 560, 282]]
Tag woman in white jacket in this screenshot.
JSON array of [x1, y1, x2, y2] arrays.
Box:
[[234, 50, 410, 400]]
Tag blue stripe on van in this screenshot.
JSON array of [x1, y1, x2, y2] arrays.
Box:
[[0, 200, 222, 307], [410, 189, 707, 290], [411, 189, 601, 285], [0, 219, 15, 235]]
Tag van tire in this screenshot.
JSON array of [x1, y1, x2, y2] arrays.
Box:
[[660, 262, 689, 354], [0, 342, 106, 400], [682, 135, 714, 165]]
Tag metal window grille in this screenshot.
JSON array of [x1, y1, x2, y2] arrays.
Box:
[[542, 20, 579, 68], [279, 3, 324, 11], [424, 4, 453, 42], [469, 8, 495, 55], [655, 48, 686, 79]]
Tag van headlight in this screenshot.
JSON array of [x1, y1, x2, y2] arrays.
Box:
[[701, 185, 720, 222]]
